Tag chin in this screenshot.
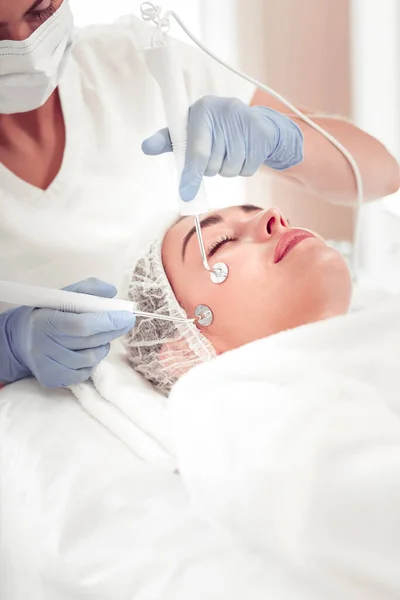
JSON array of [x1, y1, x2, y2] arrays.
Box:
[[321, 245, 352, 280], [301, 242, 350, 276], [309, 247, 352, 315]]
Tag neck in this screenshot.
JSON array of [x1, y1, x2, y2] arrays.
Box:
[[0, 90, 61, 148]]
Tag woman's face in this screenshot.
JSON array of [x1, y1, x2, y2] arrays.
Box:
[[0, 0, 63, 41], [162, 205, 352, 353]]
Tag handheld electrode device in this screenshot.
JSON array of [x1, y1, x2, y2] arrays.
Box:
[[141, 4, 229, 285], [140, 2, 364, 281], [0, 281, 195, 324]]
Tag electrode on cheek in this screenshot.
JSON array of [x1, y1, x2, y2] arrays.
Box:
[[210, 262, 229, 284], [195, 304, 214, 326]]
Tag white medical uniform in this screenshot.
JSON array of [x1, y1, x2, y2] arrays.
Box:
[[0, 16, 253, 312]]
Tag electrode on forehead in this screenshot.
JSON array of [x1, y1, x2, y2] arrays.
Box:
[[195, 304, 214, 326]]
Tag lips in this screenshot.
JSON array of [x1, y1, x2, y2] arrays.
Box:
[[274, 229, 316, 263]]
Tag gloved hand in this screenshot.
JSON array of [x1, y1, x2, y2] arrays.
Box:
[[142, 95, 304, 201], [0, 278, 136, 388]]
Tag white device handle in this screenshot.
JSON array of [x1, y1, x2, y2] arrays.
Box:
[[0, 281, 135, 314], [0, 281, 194, 323], [144, 42, 208, 216]]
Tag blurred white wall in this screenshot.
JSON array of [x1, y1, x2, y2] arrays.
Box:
[[351, 0, 400, 278], [351, 0, 400, 160], [240, 0, 355, 241]]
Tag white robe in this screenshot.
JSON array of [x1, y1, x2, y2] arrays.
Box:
[[169, 292, 400, 600]]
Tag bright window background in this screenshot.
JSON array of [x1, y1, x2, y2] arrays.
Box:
[[351, 0, 400, 279]]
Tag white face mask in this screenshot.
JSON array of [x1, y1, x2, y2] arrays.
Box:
[[0, 0, 74, 114]]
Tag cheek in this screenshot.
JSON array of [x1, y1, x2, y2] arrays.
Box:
[[171, 266, 216, 316], [175, 245, 294, 348], [208, 247, 269, 304], [195, 248, 280, 338]]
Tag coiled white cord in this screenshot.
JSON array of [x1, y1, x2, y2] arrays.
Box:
[[140, 2, 363, 280]]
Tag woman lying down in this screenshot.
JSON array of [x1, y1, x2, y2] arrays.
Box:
[[126, 204, 400, 600], [127, 204, 352, 393]]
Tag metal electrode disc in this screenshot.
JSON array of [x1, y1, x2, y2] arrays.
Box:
[[194, 304, 214, 327], [210, 262, 229, 284]]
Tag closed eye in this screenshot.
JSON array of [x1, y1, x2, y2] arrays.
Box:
[[28, 1, 56, 22], [207, 235, 237, 258]]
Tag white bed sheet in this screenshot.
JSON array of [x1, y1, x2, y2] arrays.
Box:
[[2, 285, 394, 600], [169, 291, 400, 600], [0, 373, 329, 600]]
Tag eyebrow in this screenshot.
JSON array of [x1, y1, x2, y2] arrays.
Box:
[[181, 204, 261, 261]]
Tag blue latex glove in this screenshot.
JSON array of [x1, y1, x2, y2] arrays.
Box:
[[142, 95, 304, 201], [0, 278, 136, 388]]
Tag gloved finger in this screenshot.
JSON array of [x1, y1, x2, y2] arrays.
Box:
[[219, 140, 246, 178], [220, 156, 246, 178], [180, 125, 212, 201], [47, 343, 111, 371], [64, 325, 134, 351], [204, 136, 226, 177], [141, 128, 172, 156], [62, 367, 93, 388], [59, 366, 93, 388], [240, 159, 260, 178], [64, 277, 117, 299], [75, 343, 111, 368], [35, 356, 92, 388], [45, 310, 136, 341]]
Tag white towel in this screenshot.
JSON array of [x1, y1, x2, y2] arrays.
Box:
[[169, 292, 400, 600], [71, 341, 177, 472]]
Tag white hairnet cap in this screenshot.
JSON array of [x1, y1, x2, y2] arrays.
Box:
[[125, 211, 216, 396]]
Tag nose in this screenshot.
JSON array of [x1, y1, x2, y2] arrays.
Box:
[[1, 23, 35, 42], [253, 207, 289, 242]]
